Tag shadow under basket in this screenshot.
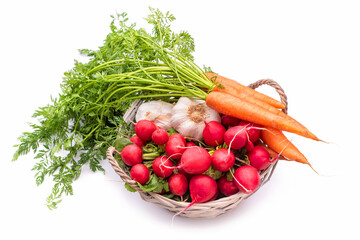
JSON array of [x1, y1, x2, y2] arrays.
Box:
[[106, 79, 288, 218]]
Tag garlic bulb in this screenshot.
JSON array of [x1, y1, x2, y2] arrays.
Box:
[[135, 100, 174, 130], [170, 97, 221, 140], [153, 115, 172, 130]]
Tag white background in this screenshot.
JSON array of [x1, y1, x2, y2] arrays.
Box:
[[1, 1, 359, 239]]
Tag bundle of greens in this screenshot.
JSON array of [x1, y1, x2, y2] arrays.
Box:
[[13, 8, 202, 209]]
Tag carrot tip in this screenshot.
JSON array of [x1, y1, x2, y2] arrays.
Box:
[[307, 163, 320, 175]]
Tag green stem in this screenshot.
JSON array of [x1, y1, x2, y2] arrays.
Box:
[[87, 59, 167, 75], [118, 93, 191, 101], [117, 86, 186, 102], [81, 125, 100, 143], [94, 83, 136, 104], [143, 152, 160, 160]]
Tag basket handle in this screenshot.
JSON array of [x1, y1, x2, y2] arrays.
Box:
[[248, 79, 288, 114]]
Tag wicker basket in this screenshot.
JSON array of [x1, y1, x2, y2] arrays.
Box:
[[106, 79, 288, 218]]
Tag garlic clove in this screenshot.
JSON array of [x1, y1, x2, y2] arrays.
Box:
[[153, 114, 172, 130], [176, 119, 204, 140], [135, 100, 174, 122], [203, 106, 222, 123], [171, 97, 198, 111]]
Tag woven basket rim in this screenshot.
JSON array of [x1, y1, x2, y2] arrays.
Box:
[[107, 78, 287, 218]]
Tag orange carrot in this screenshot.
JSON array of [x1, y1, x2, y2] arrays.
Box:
[[206, 72, 286, 109], [206, 72, 314, 138], [221, 90, 315, 138], [205, 91, 320, 141], [213, 80, 294, 122], [260, 127, 317, 172]]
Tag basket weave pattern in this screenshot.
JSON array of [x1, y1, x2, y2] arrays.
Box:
[[106, 79, 287, 218]]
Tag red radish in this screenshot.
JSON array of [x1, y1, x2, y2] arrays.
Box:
[[186, 141, 196, 147], [176, 161, 193, 180], [245, 140, 255, 152], [189, 175, 217, 205], [210, 189, 219, 201], [174, 175, 217, 217], [202, 121, 226, 147], [119, 144, 143, 166], [211, 148, 235, 172], [217, 176, 239, 196], [165, 133, 186, 160], [130, 135, 145, 147], [152, 156, 174, 178], [248, 146, 274, 171], [178, 146, 211, 174], [135, 120, 157, 141], [221, 114, 241, 127], [151, 127, 169, 145], [233, 165, 260, 194], [168, 173, 188, 197], [238, 121, 261, 143], [130, 163, 149, 184], [224, 125, 248, 149], [189, 175, 217, 204]]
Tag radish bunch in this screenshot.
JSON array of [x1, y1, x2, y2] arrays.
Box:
[[115, 114, 278, 212]]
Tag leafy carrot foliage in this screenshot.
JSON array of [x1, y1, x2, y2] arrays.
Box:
[[13, 8, 195, 209]]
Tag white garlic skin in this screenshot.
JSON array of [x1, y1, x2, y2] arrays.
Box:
[[153, 115, 172, 130], [135, 100, 174, 130], [170, 97, 221, 140]]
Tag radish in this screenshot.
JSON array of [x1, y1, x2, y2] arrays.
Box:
[[189, 175, 217, 204], [130, 134, 145, 147], [178, 146, 211, 174], [176, 161, 193, 180], [152, 156, 174, 178], [135, 119, 157, 141], [174, 175, 217, 217], [165, 133, 186, 160], [151, 127, 169, 145], [202, 121, 226, 147], [217, 176, 239, 196], [211, 148, 235, 172], [234, 121, 261, 151], [168, 173, 188, 198], [245, 140, 255, 152], [238, 120, 261, 143], [210, 189, 219, 201], [233, 165, 260, 194], [130, 163, 149, 184], [186, 141, 196, 147], [224, 125, 248, 150], [221, 114, 241, 127], [248, 146, 275, 171], [119, 144, 143, 166]]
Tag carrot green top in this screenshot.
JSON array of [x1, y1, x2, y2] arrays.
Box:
[[13, 8, 213, 209]]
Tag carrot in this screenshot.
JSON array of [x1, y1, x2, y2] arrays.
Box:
[[255, 141, 286, 160], [207, 73, 317, 139], [205, 91, 321, 141], [260, 127, 317, 172], [206, 72, 286, 109], [226, 90, 316, 138], [213, 80, 294, 121]]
